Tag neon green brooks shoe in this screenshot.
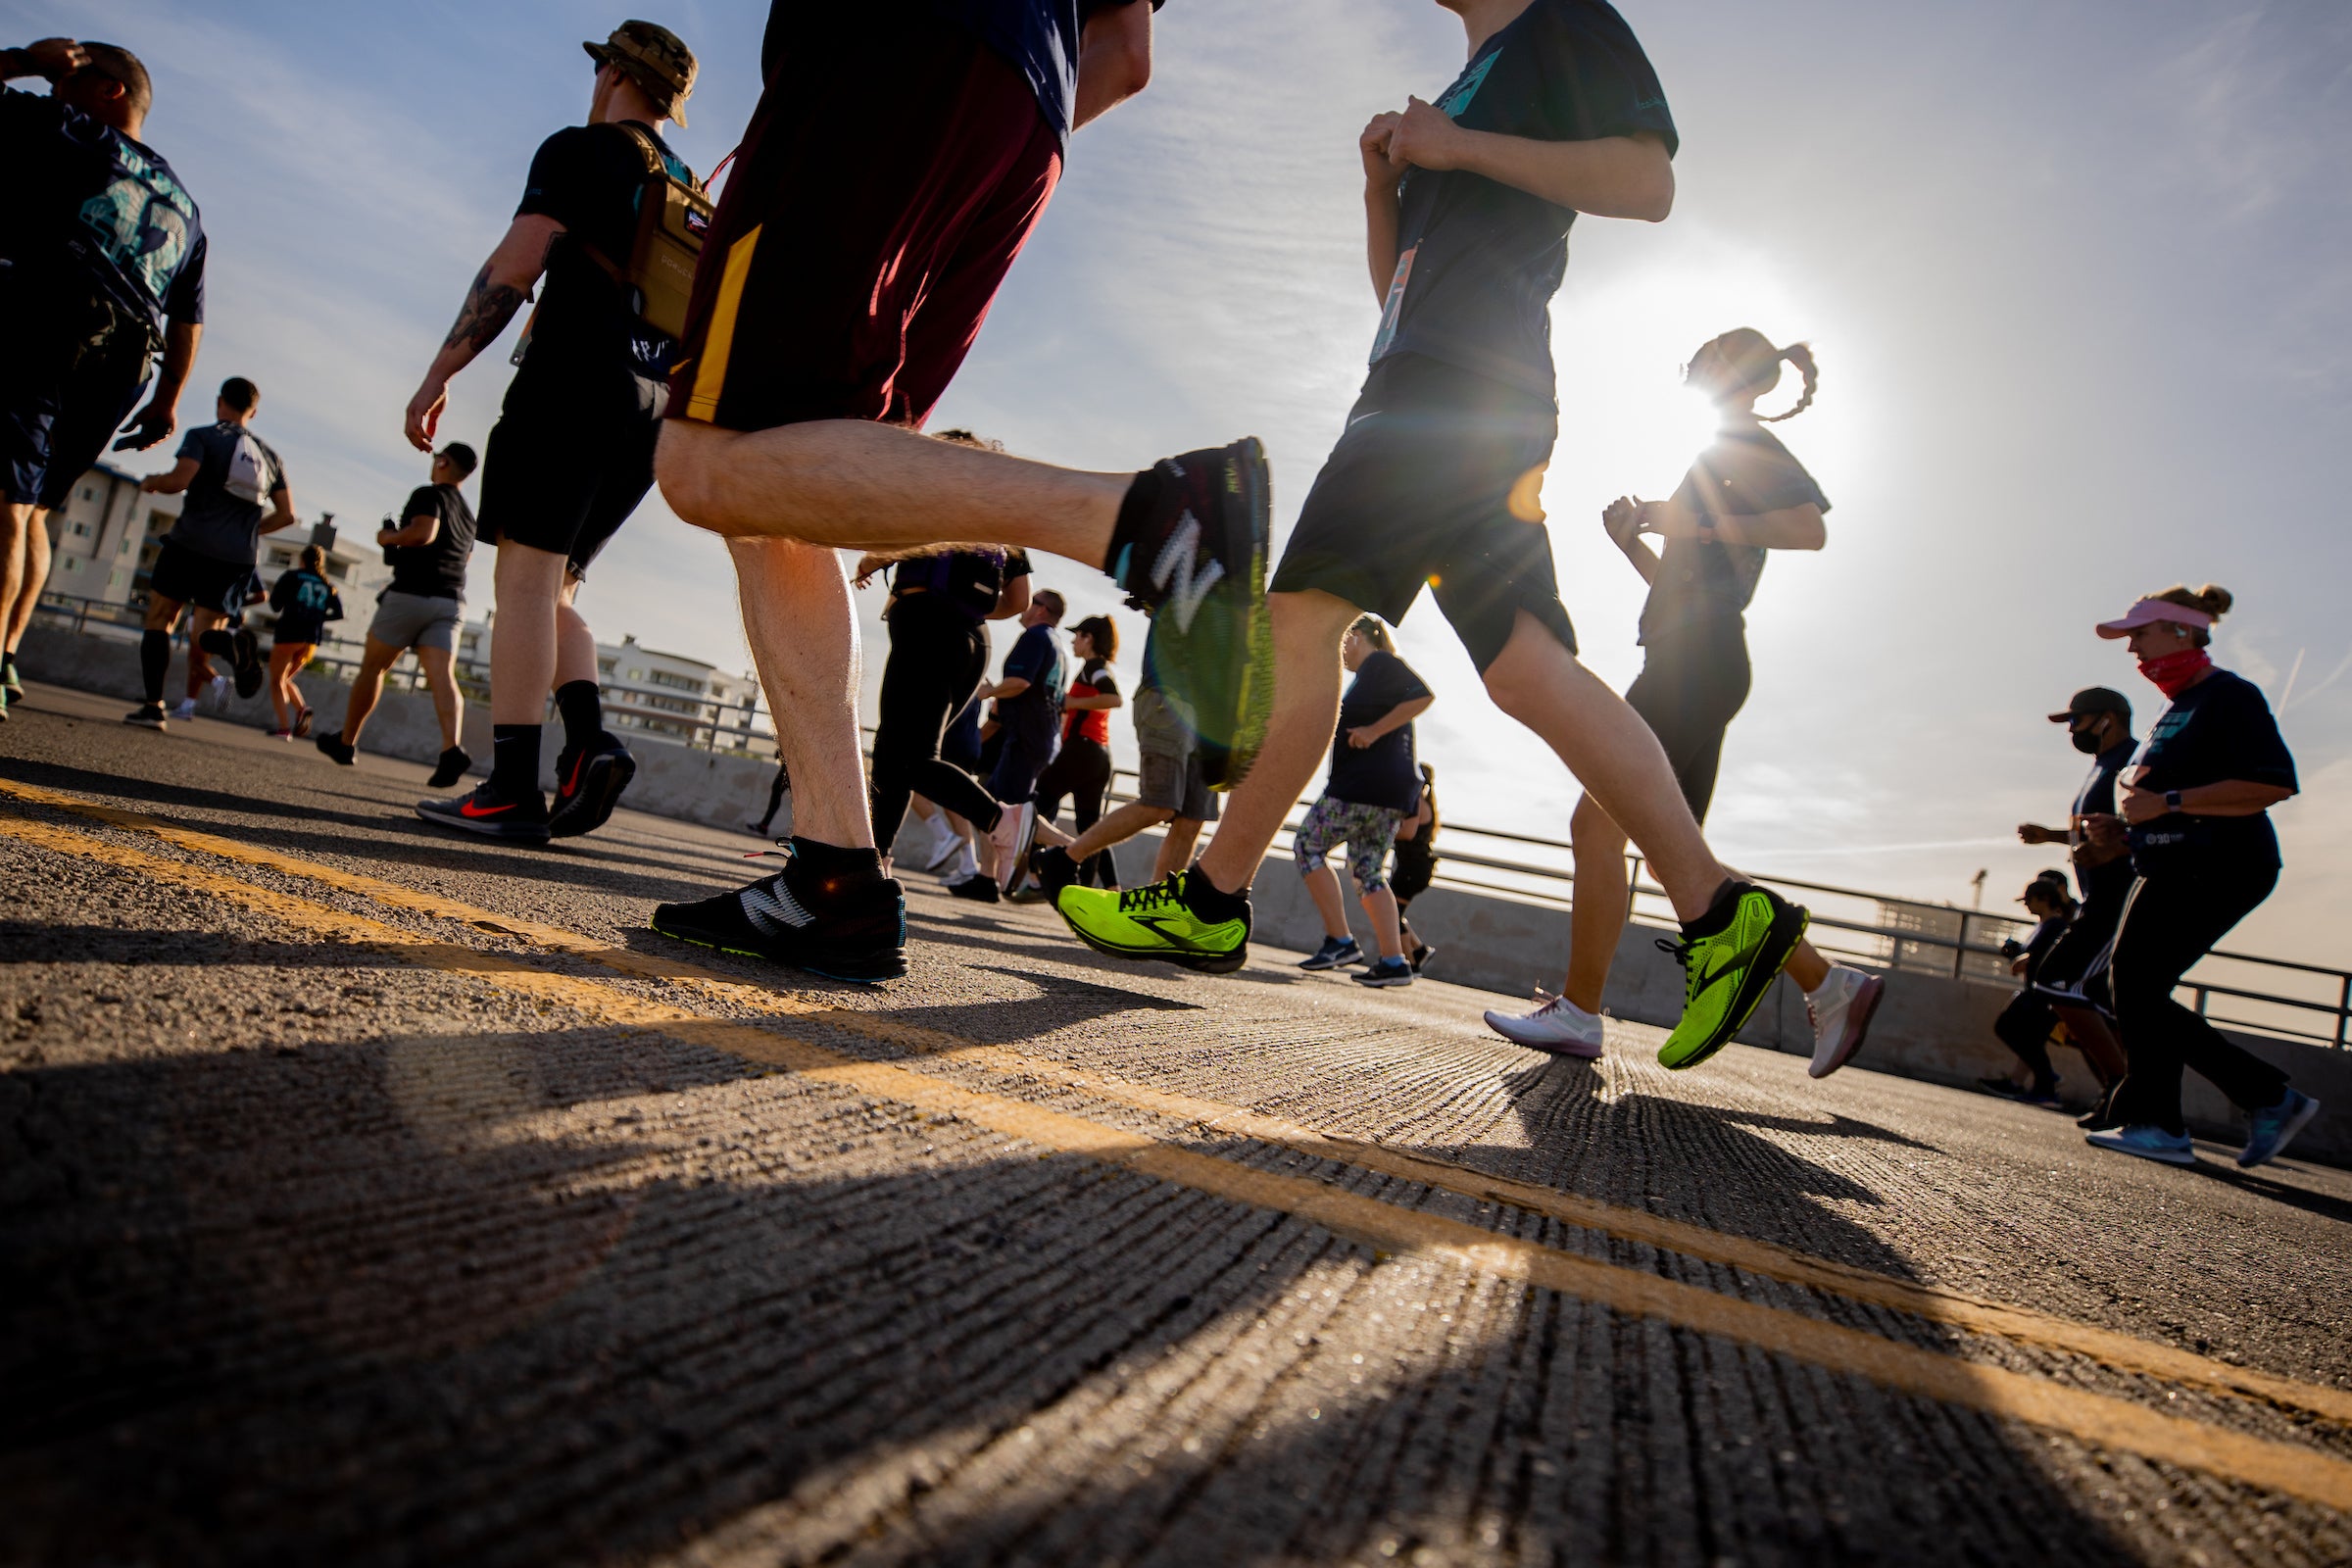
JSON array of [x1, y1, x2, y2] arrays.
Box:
[[1054, 869, 1250, 974], [1656, 882, 1809, 1070]]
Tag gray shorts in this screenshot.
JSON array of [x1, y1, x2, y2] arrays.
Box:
[[368, 590, 463, 654], [1134, 686, 1218, 823]]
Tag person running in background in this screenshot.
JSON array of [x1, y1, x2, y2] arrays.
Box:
[[1031, 613, 1123, 889], [1028, 611, 1220, 904], [263, 543, 340, 738], [1487, 328, 1880, 1072], [2018, 685, 2136, 1128], [1057, 0, 1808, 1069], [315, 442, 479, 788], [122, 378, 293, 730], [748, 759, 792, 839], [2, 37, 205, 725], [979, 590, 1068, 891], [1982, 870, 2078, 1107], [646, 0, 1277, 987], [407, 22, 701, 844], [1391, 761, 1442, 971], [1294, 617, 1434, 987], [2082, 586, 2320, 1170]]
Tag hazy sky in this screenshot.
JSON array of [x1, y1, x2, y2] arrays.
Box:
[[33, 0, 2352, 965]]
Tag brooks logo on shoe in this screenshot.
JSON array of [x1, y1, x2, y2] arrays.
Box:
[[1152, 514, 1222, 633], [739, 877, 814, 935]]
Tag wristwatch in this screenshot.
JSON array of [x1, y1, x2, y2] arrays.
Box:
[[2165, 789, 2183, 813]]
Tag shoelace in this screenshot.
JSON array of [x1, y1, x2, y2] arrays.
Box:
[[1118, 878, 1184, 915], [1655, 937, 1701, 1002]]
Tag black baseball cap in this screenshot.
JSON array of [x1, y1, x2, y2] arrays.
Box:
[[2047, 686, 2132, 724]]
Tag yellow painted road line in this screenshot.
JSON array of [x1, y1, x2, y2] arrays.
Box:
[[5, 807, 2352, 1512], [4, 775, 2349, 1430]]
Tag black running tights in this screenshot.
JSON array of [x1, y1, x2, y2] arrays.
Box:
[[869, 597, 1001, 844], [1035, 735, 1115, 886], [1991, 991, 2059, 1091], [2110, 861, 2288, 1135]]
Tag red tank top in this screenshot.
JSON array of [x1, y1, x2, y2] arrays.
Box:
[[1063, 659, 1114, 747]]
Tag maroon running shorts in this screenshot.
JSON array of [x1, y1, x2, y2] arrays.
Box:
[[667, 23, 1061, 433]]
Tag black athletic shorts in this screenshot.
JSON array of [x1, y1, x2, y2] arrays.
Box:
[[2032, 869, 2130, 1015], [147, 540, 254, 615], [1, 272, 153, 509], [1271, 353, 1575, 673], [1622, 614, 1753, 823], [476, 385, 661, 578]]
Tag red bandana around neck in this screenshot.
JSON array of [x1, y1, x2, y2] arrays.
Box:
[[2137, 647, 2213, 698]]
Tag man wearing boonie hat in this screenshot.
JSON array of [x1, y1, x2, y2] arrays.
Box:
[[400, 20, 701, 846], [2015, 685, 2137, 1123]]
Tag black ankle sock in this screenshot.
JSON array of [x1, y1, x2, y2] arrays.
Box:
[[554, 680, 603, 753], [139, 629, 171, 703], [1102, 466, 1165, 582], [1179, 867, 1250, 921], [490, 724, 541, 797], [1682, 879, 1746, 937], [789, 837, 883, 881]]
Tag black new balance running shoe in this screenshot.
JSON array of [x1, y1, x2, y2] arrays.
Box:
[[549, 733, 635, 839], [1112, 439, 1271, 790], [651, 856, 906, 984], [416, 780, 552, 844]]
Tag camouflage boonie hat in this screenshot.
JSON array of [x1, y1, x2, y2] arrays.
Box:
[[584, 20, 697, 126]]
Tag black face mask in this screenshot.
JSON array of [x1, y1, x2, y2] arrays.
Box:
[[2071, 726, 2104, 756]]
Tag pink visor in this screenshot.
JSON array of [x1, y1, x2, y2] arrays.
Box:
[[2095, 599, 2214, 639]]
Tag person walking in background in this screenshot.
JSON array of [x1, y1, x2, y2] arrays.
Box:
[[2, 36, 205, 724], [407, 22, 701, 843], [1293, 617, 1434, 987], [316, 442, 479, 787], [1486, 329, 1878, 1071], [1391, 761, 1442, 972], [1031, 613, 1123, 889], [263, 544, 340, 738], [2082, 586, 2320, 1169], [1982, 871, 2079, 1108], [2018, 685, 2137, 1127], [122, 378, 293, 730], [747, 759, 792, 840], [978, 590, 1068, 892]]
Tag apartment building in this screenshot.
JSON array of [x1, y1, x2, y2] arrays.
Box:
[[449, 621, 767, 753]]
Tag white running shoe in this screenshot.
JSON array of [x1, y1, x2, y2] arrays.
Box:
[[1484, 991, 1605, 1058], [1805, 965, 1885, 1079], [942, 838, 980, 884], [171, 697, 198, 721]]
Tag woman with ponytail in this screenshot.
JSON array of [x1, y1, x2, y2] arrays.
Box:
[[2082, 585, 2319, 1168], [1488, 329, 1881, 1070]]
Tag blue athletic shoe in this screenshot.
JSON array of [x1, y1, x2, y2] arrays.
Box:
[[1298, 935, 1362, 972], [2236, 1089, 2320, 1169], [2083, 1124, 2196, 1166]]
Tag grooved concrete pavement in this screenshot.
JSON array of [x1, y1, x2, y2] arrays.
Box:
[[4, 684, 2349, 1567]]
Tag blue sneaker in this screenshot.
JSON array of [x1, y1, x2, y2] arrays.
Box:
[[2083, 1124, 2196, 1166], [1353, 956, 1414, 989], [2236, 1089, 2320, 1169], [1298, 935, 1362, 971]]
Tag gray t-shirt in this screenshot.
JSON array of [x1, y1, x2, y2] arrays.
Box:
[[163, 421, 287, 565]]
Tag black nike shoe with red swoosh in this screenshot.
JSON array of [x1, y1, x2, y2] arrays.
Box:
[[549, 733, 636, 839], [416, 780, 552, 844]]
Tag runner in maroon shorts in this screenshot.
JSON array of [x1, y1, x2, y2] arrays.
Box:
[[650, 2, 1278, 985]]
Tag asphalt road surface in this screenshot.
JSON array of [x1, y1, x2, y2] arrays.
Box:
[[4, 683, 2350, 1568]]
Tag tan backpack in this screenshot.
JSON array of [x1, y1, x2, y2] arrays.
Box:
[[579, 122, 712, 342]]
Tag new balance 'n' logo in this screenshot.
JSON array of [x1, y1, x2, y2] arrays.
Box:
[[1151, 513, 1222, 633]]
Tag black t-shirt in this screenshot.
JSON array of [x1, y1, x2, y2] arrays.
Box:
[[507, 122, 695, 415], [1, 87, 205, 338], [385, 484, 478, 600], [1369, 0, 1676, 401], [1639, 424, 1830, 645], [2070, 739, 2138, 903], [893, 548, 1032, 619], [2128, 670, 2297, 873], [269, 567, 343, 644], [162, 422, 288, 566], [1326, 650, 1434, 811], [999, 621, 1066, 757]]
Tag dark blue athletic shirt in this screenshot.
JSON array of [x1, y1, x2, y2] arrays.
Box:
[[916, 0, 1164, 141], [2127, 670, 2297, 873]]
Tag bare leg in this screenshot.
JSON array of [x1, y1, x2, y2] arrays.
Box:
[[1564, 793, 1634, 1012], [0, 504, 29, 650], [554, 575, 598, 688], [2053, 1002, 2128, 1087], [658, 417, 1128, 558], [1198, 589, 1359, 894], [416, 645, 465, 751], [1360, 882, 1404, 960], [4, 504, 53, 655], [340, 638, 404, 745], [730, 536, 871, 849], [267, 643, 302, 729], [1153, 817, 1206, 884], [1302, 862, 1351, 942], [1065, 800, 1173, 864], [490, 542, 567, 724]]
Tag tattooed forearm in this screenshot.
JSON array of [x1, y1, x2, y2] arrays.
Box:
[[442, 265, 527, 354]]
